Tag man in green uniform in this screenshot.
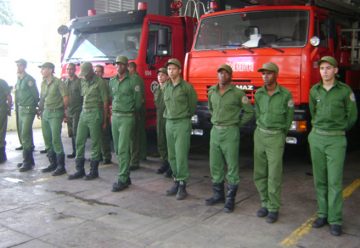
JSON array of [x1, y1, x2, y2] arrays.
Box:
[[154, 67, 172, 177], [206, 64, 254, 213], [68, 62, 109, 180], [0, 79, 12, 164], [64, 63, 82, 159], [14, 59, 40, 172], [110, 56, 142, 192], [128, 62, 147, 170], [163, 58, 197, 200], [254, 62, 294, 223], [94, 64, 112, 164], [39, 62, 69, 176], [15, 59, 35, 151], [308, 56, 358, 236]]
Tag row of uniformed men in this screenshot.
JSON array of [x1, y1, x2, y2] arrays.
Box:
[[153, 56, 357, 237], [0, 57, 146, 183], [0, 55, 357, 237]]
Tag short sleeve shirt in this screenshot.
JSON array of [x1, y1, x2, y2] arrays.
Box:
[[0, 79, 11, 107], [40, 76, 68, 110], [81, 75, 108, 109], [15, 73, 39, 107]]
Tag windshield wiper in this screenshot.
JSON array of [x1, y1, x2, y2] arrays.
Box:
[[261, 44, 284, 53], [66, 57, 82, 62], [236, 45, 254, 54], [220, 44, 254, 54]]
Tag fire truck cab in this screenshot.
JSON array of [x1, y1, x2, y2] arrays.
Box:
[[184, 1, 360, 146], [58, 6, 196, 127]]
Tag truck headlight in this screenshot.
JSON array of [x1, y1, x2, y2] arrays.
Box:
[[289, 121, 307, 132]]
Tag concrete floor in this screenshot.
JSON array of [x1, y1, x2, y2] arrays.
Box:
[[0, 128, 359, 248]]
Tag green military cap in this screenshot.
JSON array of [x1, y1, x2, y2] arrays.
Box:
[[15, 58, 27, 66], [217, 64, 232, 74], [79, 62, 93, 77], [318, 56, 338, 67], [39, 62, 55, 70], [166, 58, 181, 68], [257, 62, 279, 73], [115, 55, 128, 64], [157, 67, 168, 75]]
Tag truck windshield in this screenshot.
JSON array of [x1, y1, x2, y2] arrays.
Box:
[[195, 10, 309, 50], [63, 24, 142, 63]]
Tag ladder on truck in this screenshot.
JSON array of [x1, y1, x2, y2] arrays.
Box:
[[341, 28, 360, 65], [182, 0, 206, 19]]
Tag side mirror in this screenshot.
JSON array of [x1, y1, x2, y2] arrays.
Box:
[[57, 25, 69, 35], [157, 29, 169, 56]]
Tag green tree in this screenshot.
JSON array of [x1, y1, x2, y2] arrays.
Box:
[[0, 0, 17, 25]]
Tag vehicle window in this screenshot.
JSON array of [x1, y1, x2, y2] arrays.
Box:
[[195, 10, 309, 50], [63, 24, 142, 62], [146, 24, 172, 64]]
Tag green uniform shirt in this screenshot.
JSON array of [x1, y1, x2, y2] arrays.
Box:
[[103, 79, 111, 104], [163, 79, 197, 120], [64, 76, 82, 115], [154, 83, 166, 115], [309, 80, 358, 131], [15, 73, 39, 107], [0, 79, 11, 107], [109, 72, 142, 113], [208, 84, 254, 127], [81, 75, 108, 109], [40, 76, 68, 110], [255, 84, 294, 132], [131, 72, 145, 105]]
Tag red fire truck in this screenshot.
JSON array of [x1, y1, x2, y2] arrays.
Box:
[[184, 0, 360, 146], [58, 3, 196, 127]]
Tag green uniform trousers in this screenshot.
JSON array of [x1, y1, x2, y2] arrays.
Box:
[[112, 114, 134, 183], [67, 111, 81, 138], [130, 107, 147, 166], [41, 109, 65, 155], [19, 107, 36, 151], [0, 106, 8, 148], [17, 106, 34, 148], [156, 112, 167, 161], [16, 105, 22, 145], [75, 110, 103, 161], [210, 126, 240, 185], [308, 131, 346, 225], [101, 117, 112, 161], [253, 128, 285, 212], [166, 118, 191, 182]]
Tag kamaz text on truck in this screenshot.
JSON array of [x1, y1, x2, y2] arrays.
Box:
[[184, 1, 360, 146]]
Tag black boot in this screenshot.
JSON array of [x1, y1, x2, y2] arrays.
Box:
[[176, 181, 188, 200], [68, 158, 85, 180], [84, 160, 99, 180], [205, 182, 225, 206], [223, 184, 238, 213], [52, 154, 66, 176], [0, 147, 7, 164], [157, 160, 170, 174], [166, 180, 179, 196], [67, 137, 76, 159], [164, 167, 173, 178], [15, 146, 23, 151], [19, 149, 34, 172], [41, 151, 57, 172], [17, 149, 35, 169]]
